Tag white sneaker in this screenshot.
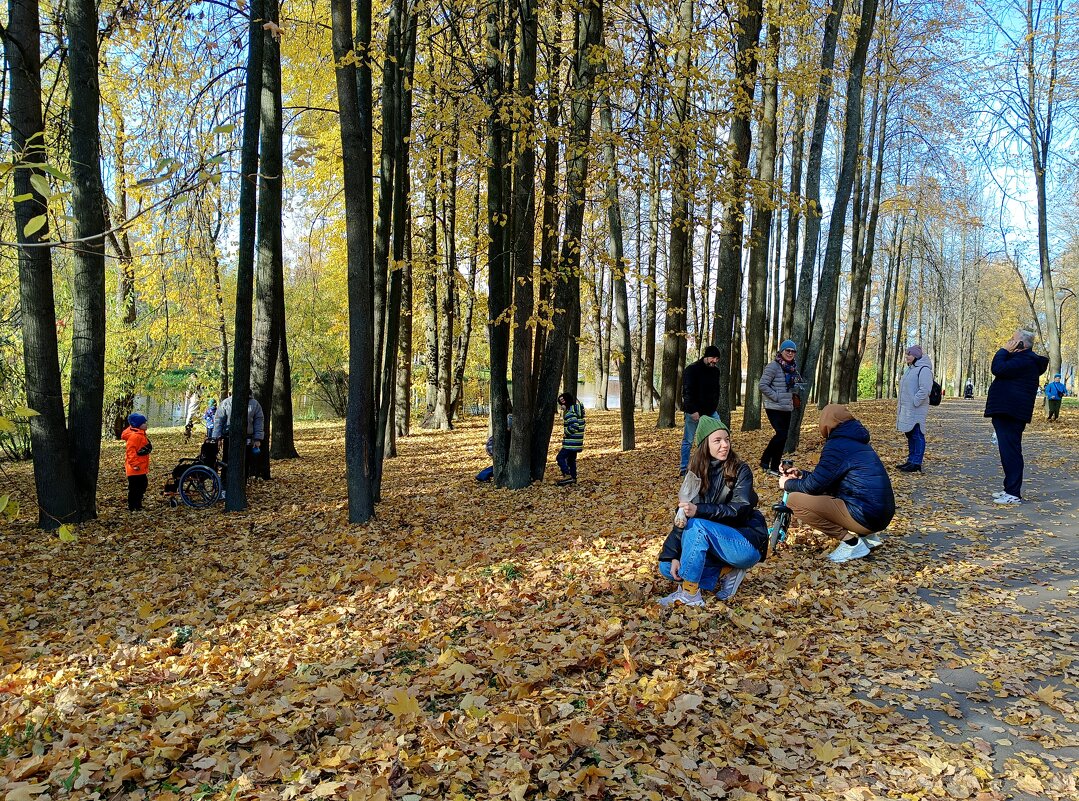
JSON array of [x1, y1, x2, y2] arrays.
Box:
[[716, 568, 747, 600], [827, 539, 870, 563], [992, 490, 1008, 498], [862, 533, 883, 550], [994, 493, 1022, 505], [658, 587, 705, 607]]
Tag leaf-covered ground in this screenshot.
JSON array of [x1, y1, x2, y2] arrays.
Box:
[[1, 400, 1076, 800]]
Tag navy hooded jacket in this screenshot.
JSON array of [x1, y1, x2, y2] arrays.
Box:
[[783, 418, 895, 532], [984, 347, 1050, 423]]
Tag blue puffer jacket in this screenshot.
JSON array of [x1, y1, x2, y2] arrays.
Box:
[[984, 347, 1050, 423], [784, 418, 895, 532]]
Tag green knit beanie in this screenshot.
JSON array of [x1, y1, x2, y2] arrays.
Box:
[[693, 416, 729, 448]]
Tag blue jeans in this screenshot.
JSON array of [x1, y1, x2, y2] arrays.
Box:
[[681, 412, 721, 472], [905, 423, 925, 465], [476, 465, 494, 482], [658, 518, 761, 588]]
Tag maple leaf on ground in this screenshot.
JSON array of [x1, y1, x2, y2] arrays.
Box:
[[386, 687, 422, 720]]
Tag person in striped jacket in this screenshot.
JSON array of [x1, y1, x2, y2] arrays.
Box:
[[556, 392, 585, 486]]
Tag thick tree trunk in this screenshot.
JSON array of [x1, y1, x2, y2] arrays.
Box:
[[332, 0, 377, 522], [251, 0, 284, 480], [67, 0, 108, 518], [530, 0, 601, 480], [658, 0, 695, 429], [271, 322, 298, 458], [6, 0, 80, 529], [504, 0, 540, 487], [224, 0, 265, 511], [743, 11, 779, 432]]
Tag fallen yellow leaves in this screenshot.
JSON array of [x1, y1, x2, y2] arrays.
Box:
[[0, 403, 1075, 799]]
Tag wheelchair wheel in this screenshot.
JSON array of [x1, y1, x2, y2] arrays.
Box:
[[179, 464, 220, 509]]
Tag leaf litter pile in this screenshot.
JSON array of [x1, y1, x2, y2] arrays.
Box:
[[1, 401, 1076, 800]]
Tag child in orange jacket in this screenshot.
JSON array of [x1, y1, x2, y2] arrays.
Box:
[[121, 413, 152, 511]]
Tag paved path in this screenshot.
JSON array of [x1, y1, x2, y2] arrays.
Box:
[[883, 401, 1078, 799]]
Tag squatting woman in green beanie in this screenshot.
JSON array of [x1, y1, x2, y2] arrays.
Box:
[[656, 416, 769, 607]]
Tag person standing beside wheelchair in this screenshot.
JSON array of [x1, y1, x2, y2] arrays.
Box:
[[212, 390, 265, 490], [680, 345, 722, 476], [778, 404, 895, 563], [758, 339, 803, 477], [895, 345, 934, 473]]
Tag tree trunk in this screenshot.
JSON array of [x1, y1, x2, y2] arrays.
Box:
[[332, 0, 377, 522], [743, 10, 779, 432], [271, 322, 299, 458], [530, 0, 601, 480], [224, 0, 265, 512], [433, 116, 458, 430], [643, 147, 660, 411], [422, 148, 440, 418], [376, 5, 417, 494], [712, 0, 763, 425], [505, 0, 540, 487], [787, 0, 877, 450], [790, 0, 846, 348], [782, 81, 807, 338], [6, 0, 80, 529], [449, 178, 480, 419], [252, 0, 284, 480], [396, 212, 413, 438], [67, 0, 108, 519], [658, 0, 695, 429], [486, 0, 513, 483]]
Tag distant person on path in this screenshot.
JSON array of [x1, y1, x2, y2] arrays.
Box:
[[121, 413, 153, 512], [1044, 373, 1068, 421], [985, 330, 1050, 504], [555, 392, 585, 486], [896, 345, 934, 473], [657, 417, 767, 607], [212, 391, 265, 487], [964, 380, 974, 400], [681, 345, 722, 475], [779, 404, 895, 563], [758, 339, 803, 477]]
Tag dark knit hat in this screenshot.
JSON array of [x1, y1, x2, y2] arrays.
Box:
[[128, 413, 147, 428], [693, 415, 729, 448], [907, 345, 924, 359]]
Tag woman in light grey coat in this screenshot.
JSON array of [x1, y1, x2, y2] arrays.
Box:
[[896, 345, 933, 472], [758, 340, 802, 474]]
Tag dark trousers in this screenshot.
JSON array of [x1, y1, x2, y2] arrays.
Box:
[[991, 415, 1026, 498], [761, 409, 792, 471], [1047, 399, 1062, 420], [127, 474, 148, 511], [556, 448, 579, 480]]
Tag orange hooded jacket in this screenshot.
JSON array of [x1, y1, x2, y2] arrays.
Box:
[[121, 426, 151, 476]]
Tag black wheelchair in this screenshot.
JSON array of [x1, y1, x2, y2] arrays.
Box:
[[164, 440, 226, 509]]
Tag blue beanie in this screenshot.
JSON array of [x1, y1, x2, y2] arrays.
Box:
[[128, 413, 147, 428], [780, 340, 797, 352]]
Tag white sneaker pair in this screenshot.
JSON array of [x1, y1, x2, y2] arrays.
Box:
[[828, 538, 870, 563], [993, 491, 1022, 505], [658, 587, 705, 607]]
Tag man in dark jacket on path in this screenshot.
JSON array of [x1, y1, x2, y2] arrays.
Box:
[[680, 345, 722, 474], [984, 330, 1050, 505]]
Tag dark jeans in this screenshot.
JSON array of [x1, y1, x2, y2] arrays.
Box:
[[127, 474, 148, 511], [556, 448, 579, 480], [1047, 399, 1062, 420], [991, 415, 1026, 498], [761, 409, 792, 471], [905, 423, 926, 465]]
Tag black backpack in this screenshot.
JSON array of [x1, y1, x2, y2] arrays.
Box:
[[929, 380, 943, 406]]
